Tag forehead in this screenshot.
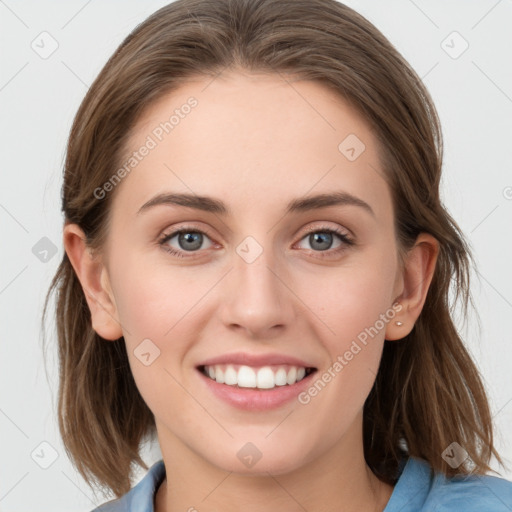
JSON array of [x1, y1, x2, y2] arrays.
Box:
[[113, 71, 392, 222]]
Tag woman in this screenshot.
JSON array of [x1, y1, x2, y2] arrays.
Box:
[[44, 0, 512, 510]]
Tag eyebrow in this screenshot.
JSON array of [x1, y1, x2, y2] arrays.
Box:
[[137, 191, 375, 218]]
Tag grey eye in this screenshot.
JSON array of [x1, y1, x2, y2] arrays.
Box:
[[297, 231, 343, 252], [166, 231, 213, 252]]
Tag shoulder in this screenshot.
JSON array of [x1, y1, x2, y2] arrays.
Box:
[[429, 468, 512, 511], [385, 456, 512, 512], [89, 459, 166, 512]]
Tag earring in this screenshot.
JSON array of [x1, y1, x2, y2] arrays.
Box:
[[393, 300, 403, 327]]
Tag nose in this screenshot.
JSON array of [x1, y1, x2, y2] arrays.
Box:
[[219, 242, 296, 338]]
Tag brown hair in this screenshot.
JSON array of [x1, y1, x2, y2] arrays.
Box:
[[43, 0, 506, 498]]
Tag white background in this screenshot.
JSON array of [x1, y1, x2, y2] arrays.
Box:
[[1, 0, 511, 510]]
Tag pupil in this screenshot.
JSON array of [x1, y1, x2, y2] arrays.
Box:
[[180, 232, 202, 250], [311, 232, 332, 251]]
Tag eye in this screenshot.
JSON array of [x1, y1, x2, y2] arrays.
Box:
[[158, 224, 355, 259], [158, 227, 214, 258], [295, 226, 355, 258]]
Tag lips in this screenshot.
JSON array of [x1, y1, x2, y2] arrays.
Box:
[[196, 352, 317, 391], [197, 351, 316, 368]]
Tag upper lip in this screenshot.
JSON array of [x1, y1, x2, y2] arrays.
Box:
[[197, 352, 317, 368]]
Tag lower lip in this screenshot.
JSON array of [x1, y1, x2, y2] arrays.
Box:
[[197, 369, 317, 411]]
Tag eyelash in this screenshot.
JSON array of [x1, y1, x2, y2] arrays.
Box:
[[157, 224, 355, 260]]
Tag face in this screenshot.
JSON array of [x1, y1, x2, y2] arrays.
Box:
[[99, 70, 404, 475]]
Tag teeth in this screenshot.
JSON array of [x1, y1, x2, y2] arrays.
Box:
[[256, 367, 275, 389], [224, 366, 237, 385], [287, 367, 297, 385], [202, 364, 311, 389], [274, 368, 288, 386], [238, 366, 257, 388], [216, 367, 225, 384]]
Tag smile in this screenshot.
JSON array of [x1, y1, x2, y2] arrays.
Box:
[[199, 364, 316, 390]]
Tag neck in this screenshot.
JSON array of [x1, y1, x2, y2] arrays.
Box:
[[154, 415, 394, 512]]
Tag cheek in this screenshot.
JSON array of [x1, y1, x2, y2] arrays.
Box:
[[300, 257, 396, 344], [111, 255, 202, 342], [109, 260, 202, 416], [109, 256, 212, 388], [294, 253, 397, 402]]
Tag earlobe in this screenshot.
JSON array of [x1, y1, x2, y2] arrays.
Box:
[[385, 233, 439, 341], [63, 223, 124, 341]]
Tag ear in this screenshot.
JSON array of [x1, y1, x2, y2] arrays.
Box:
[[385, 233, 439, 341], [63, 223, 123, 341]]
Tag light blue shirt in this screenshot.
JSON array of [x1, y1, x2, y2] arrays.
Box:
[[91, 455, 512, 511]]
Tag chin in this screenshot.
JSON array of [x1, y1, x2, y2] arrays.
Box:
[[204, 440, 310, 477]]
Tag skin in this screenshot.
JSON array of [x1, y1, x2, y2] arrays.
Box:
[[64, 70, 439, 512]]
